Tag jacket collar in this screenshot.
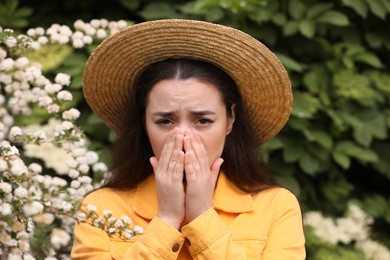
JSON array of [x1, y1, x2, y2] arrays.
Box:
[[133, 172, 254, 220]]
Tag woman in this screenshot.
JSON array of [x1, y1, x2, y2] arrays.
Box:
[[71, 19, 305, 259]]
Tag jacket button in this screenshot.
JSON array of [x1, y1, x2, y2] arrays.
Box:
[[172, 243, 180, 252]]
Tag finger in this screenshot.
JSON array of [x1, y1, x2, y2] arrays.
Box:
[[184, 150, 196, 178], [210, 158, 224, 182], [150, 157, 159, 173], [173, 150, 184, 179], [186, 131, 209, 170], [159, 128, 179, 170], [167, 134, 183, 174]]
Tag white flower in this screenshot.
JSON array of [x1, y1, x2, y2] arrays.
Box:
[[82, 35, 93, 44], [18, 240, 30, 252], [0, 48, 7, 60], [85, 151, 99, 165], [67, 159, 78, 169], [72, 38, 84, 48], [47, 103, 60, 113], [133, 225, 144, 234], [100, 211, 112, 219], [357, 239, 390, 260], [14, 186, 28, 198], [68, 169, 79, 178], [115, 219, 124, 227], [117, 20, 128, 29], [33, 213, 55, 225], [14, 57, 29, 69], [9, 126, 23, 138], [78, 176, 92, 184], [28, 163, 42, 173], [4, 36, 17, 47], [90, 19, 101, 28], [59, 25, 72, 37], [62, 108, 81, 120], [57, 90, 73, 101], [86, 204, 97, 212], [24, 143, 72, 174], [23, 201, 44, 216], [38, 96, 53, 107], [0, 182, 12, 193], [120, 216, 132, 224], [27, 28, 37, 36], [0, 73, 12, 84], [50, 228, 71, 249], [108, 227, 116, 234], [92, 162, 107, 172], [37, 36, 48, 44], [100, 19, 109, 28], [125, 229, 135, 239], [30, 41, 41, 50], [55, 73, 71, 86], [78, 164, 89, 173], [71, 180, 81, 188], [1, 203, 12, 215], [72, 31, 84, 39], [45, 83, 62, 94], [1, 159, 11, 172], [0, 58, 14, 71], [96, 29, 107, 39], [10, 160, 28, 176], [74, 20, 85, 30]]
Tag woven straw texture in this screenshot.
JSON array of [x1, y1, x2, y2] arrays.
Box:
[[82, 19, 292, 144]]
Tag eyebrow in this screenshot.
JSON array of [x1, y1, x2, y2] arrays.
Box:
[[152, 110, 216, 116]]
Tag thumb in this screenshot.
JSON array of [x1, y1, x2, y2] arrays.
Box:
[[210, 158, 224, 181], [149, 157, 159, 173]]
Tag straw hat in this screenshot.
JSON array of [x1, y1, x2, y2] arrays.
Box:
[[82, 19, 292, 144]]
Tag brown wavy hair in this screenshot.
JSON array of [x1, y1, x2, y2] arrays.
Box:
[[101, 59, 275, 192]]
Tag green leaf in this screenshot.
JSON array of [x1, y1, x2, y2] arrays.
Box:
[[332, 150, 351, 169], [283, 20, 299, 36], [140, 2, 184, 20], [282, 139, 305, 163], [274, 52, 303, 72], [271, 13, 287, 26], [342, 0, 368, 17], [299, 20, 315, 38], [288, 0, 306, 20], [316, 11, 349, 26], [354, 52, 383, 68], [276, 175, 301, 196], [299, 151, 320, 174], [22, 44, 73, 73], [306, 3, 334, 19], [291, 92, 320, 119], [367, 0, 387, 19], [335, 141, 379, 163], [303, 129, 333, 149], [119, 0, 139, 10]]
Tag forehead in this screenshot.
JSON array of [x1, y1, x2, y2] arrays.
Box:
[[147, 79, 224, 109]]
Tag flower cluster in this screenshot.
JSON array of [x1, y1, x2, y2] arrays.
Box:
[[77, 205, 144, 240], [304, 204, 390, 259], [0, 20, 132, 259], [26, 19, 129, 50]]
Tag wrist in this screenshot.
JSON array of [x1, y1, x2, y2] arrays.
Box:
[[158, 214, 183, 230]]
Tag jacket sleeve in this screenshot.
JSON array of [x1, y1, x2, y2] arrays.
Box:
[[71, 190, 185, 260], [261, 189, 306, 259], [180, 189, 305, 260]]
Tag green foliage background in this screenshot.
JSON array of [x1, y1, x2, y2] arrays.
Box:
[[2, 0, 390, 258]]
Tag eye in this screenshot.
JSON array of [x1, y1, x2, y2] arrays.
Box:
[[196, 118, 214, 125], [155, 119, 173, 125]]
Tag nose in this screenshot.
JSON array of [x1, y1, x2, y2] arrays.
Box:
[[176, 122, 190, 135]]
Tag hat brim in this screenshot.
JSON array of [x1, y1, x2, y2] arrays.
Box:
[[82, 19, 292, 144]]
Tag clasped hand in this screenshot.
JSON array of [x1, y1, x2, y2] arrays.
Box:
[[150, 127, 223, 230]]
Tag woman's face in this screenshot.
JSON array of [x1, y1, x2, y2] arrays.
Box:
[[145, 78, 235, 167]]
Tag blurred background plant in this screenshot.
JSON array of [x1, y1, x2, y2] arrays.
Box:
[[0, 0, 389, 259]]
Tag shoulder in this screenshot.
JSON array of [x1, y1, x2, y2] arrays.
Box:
[[81, 188, 136, 212], [252, 186, 302, 215]]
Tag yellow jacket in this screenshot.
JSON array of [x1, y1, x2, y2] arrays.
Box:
[[71, 173, 305, 259]]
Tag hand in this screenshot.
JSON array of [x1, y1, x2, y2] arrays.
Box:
[[183, 130, 223, 223], [150, 128, 185, 229]]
